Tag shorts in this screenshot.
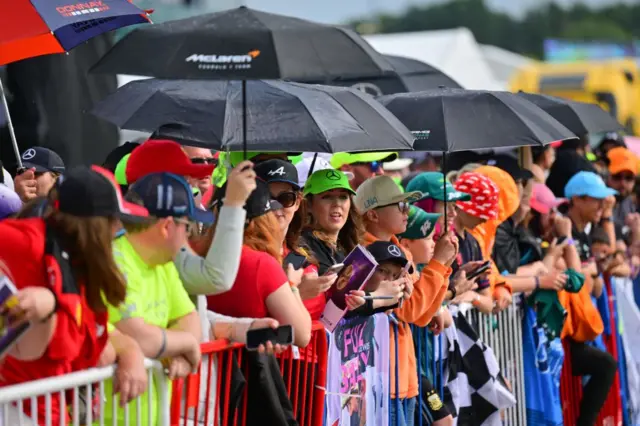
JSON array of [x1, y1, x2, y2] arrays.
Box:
[[417, 376, 450, 423]]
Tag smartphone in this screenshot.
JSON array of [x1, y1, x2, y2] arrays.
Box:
[[323, 263, 345, 276], [246, 325, 294, 351], [466, 260, 492, 280]]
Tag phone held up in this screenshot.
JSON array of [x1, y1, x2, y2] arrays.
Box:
[[323, 263, 345, 276], [246, 325, 294, 351], [466, 260, 492, 281]]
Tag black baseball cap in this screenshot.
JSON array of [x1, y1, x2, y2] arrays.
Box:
[[486, 154, 533, 183], [254, 159, 300, 189], [102, 141, 141, 173], [214, 178, 283, 220], [366, 241, 414, 274], [21, 147, 65, 174], [57, 166, 149, 223], [128, 172, 214, 224]]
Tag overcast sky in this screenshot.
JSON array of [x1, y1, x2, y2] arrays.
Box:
[[236, 0, 634, 23]]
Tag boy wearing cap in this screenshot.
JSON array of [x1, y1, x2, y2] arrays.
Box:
[[13, 147, 65, 203], [563, 170, 618, 426], [355, 175, 458, 425], [396, 206, 454, 426], [105, 172, 207, 425]]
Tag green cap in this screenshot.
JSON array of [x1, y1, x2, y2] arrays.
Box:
[[398, 206, 441, 240], [406, 172, 471, 202], [114, 153, 131, 185], [527, 289, 567, 341], [303, 169, 355, 196], [330, 152, 398, 169]]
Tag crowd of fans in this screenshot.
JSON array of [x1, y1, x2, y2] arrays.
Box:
[[0, 131, 638, 426]]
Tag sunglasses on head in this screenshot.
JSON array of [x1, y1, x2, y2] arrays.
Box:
[[274, 191, 298, 208], [351, 161, 381, 173], [612, 173, 635, 182], [190, 157, 218, 166]]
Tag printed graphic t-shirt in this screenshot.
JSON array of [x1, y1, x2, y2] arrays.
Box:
[[104, 235, 196, 425]]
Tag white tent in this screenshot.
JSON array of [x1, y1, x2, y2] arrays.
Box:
[[480, 44, 535, 89], [364, 28, 503, 90]]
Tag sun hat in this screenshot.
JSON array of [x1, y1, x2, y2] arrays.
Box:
[[330, 152, 397, 169], [303, 169, 355, 196], [57, 166, 149, 223], [530, 183, 567, 214], [406, 172, 471, 202], [398, 205, 442, 240], [354, 175, 422, 214], [564, 171, 618, 199], [126, 139, 215, 184], [453, 172, 500, 220]]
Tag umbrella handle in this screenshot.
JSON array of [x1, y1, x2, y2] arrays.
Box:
[[0, 78, 22, 169]]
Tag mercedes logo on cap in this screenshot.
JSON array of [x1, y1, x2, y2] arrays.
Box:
[[22, 148, 36, 160], [325, 170, 341, 181], [388, 245, 402, 257]]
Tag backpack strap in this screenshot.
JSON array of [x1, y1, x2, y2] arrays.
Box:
[[44, 224, 80, 296]]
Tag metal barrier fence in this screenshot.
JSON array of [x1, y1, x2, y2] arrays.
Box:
[[0, 358, 169, 426], [465, 296, 527, 426], [170, 321, 328, 426]]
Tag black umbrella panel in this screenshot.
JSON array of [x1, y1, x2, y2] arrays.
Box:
[[518, 92, 624, 136], [91, 6, 400, 156], [91, 79, 415, 153], [298, 54, 462, 96], [378, 88, 577, 152]]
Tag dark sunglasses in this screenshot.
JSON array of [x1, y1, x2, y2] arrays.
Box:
[[191, 157, 218, 166], [351, 161, 381, 173], [274, 191, 298, 208], [376, 201, 410, 214], [612, 173, 635, 182]]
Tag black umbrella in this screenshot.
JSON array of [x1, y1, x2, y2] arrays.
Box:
[[91, 6, 394, 81], [91, 6, 398, 156], [91, 79, 415, 153], [518, 92, 624, 136], [299, 54, 461, 96], [377, 88, 576, 152]]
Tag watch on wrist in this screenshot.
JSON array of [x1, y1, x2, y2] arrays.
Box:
[[600, 217, 612, 223]]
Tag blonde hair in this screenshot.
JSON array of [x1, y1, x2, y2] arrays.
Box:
[[446, 163, 482, 183]]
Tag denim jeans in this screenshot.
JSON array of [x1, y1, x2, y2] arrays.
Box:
[[389, 397, 417, 426]]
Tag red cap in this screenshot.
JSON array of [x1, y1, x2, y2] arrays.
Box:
[[454, 172, 500, 220], [125, 140, 215, 184]]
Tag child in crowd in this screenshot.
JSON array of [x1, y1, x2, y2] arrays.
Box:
[[354, 175, 458, 426]]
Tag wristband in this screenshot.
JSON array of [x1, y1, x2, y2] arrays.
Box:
[[41, 289, 58, 323], [154, 329, 167, 359], [600, 217, 612, 223]]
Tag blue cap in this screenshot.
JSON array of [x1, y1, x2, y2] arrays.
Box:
[[564, 171, 618, 199], [129, 172, 214, 224]]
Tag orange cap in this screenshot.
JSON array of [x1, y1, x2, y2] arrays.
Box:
[[607, 147, 638, 176]]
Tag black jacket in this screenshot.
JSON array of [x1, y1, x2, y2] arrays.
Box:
[[493, 218, 521, 275], [299, 229, 346, 276]]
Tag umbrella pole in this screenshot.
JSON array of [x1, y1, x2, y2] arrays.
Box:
[[0, 78, 23, 169], [443, 151, 448, 234], [308, 153, 318, 178], [242, 79, 247, 161]]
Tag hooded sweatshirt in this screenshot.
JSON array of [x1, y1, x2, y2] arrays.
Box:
[[470, 166, 519, 293], [363, 232, 451, 399]]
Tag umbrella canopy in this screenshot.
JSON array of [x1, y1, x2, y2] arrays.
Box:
[[518, 92, 624, 136], [91, 79, 415, 153], [0, 0, 150, 65], [377, 88, 577, 152], [299, 54, 461, 96], [91, 6, 395, 81]]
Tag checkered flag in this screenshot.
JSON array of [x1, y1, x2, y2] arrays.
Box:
[[435, 309, 516, 426]]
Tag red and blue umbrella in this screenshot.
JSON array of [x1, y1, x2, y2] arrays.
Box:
[[0, 0, 150, 66]]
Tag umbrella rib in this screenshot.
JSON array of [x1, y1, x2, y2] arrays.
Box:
[[293, 88, 333, 152]]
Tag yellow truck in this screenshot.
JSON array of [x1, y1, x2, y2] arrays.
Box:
[[510, 58, 640, 136]]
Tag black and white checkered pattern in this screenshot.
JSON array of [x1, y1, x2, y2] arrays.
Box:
[[435, 309, 516, 425]]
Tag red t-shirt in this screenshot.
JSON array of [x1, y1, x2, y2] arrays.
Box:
[[0, 219, 108, 425], [207, 246, 289, 318]]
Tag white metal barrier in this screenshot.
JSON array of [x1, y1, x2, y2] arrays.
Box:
[[0, 358, 169, 426], [466, 295, 527, 426]]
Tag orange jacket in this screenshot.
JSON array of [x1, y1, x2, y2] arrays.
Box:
[[558, 284, 604, 342], [363, 232, 451, 398]]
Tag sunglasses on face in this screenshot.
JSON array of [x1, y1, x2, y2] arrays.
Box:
[[376, 201, 410, 214], [274, 191, 298, 208], [351, 161, 381, 173], [612, 173, 635, 182], [190, 157, 218, 166], [174, 218, 194, 234]]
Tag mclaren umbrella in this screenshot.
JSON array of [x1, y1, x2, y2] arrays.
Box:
[[90, 6, 398, 156], [0, 0, 150, 168], [91, 79, 415, 153], [378, 88, 576, 152], [518, 92, 624, 136]]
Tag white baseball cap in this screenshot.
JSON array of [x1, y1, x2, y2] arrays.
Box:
[[295, 154, 353, 188]]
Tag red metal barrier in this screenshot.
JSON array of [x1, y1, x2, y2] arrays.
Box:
[[170, 321, 328, 426], [560, 276, 623, 426]]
